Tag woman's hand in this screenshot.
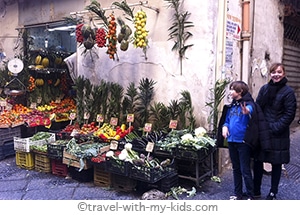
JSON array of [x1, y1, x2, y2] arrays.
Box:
[[241, 102, 250, 115]]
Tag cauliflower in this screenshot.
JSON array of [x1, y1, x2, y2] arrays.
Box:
[[195, 127, 207, 137]]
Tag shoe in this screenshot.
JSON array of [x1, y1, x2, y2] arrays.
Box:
[[230, 195, 242, 200], [266, 192, 276, 200], [247, 197, 253, 200], [253, 192, 261, 199]]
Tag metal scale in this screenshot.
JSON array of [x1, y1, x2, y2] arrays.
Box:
[[4, 58, 26, 96]]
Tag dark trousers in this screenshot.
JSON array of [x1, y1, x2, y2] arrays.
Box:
[[253, 160, 282, 194], [228, 142, 254, 197]]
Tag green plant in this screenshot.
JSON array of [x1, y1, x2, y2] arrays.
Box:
[[165, 0, 194, 75], [205, 78, 231, 134], [179, 90, 196, 131], [135, 78, 156, 128], [149, 101, 170, 132]]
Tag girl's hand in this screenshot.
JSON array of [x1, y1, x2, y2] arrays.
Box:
[[241, 102, 250, 114], [222, 126, 229, 138]]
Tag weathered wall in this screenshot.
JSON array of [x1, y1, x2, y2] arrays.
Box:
[[250, 0, 284, 98], [0, 2, 19, 61], [0, 0, 286, 132]]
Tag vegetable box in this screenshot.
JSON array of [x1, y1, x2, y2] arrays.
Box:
[[14, 133, 56, 152], [62, 148, 91, 170], [129, 162, 176, 183]]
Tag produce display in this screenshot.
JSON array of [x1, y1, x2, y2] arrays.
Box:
[[133, 10, 148, 48]]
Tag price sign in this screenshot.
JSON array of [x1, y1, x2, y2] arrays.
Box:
[[144, 123, 152, 133], [169, 120, 178, 129], [37, 97, 42, 104], [0, 100, 6, 107], [146, 142, 154, 152], [30, 102, 37, 109], [55, 98, 61, 104], [84, 112, 90, 120], [127, 114, 134, 122], [96, 114, 104, 122], [110, 117, 118, 126], [69, 112, 76, 120], [110, 140, 118, 150]]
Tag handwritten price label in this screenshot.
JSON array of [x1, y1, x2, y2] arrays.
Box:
[[96, 114, 104, 122], [127, 114, 134, 122], [110, 117, 118, 126], [144, 123, 152, 133], [169, 120, 178, 129]]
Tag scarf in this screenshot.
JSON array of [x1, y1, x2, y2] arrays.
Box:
[[265, 77, 287, 106]]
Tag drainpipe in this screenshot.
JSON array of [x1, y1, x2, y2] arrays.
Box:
[[216, 0, 227, 80], [241, 0, 252, 83]]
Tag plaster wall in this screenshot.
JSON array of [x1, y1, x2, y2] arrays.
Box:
[[0, 2, 19, 61], [250, 0, 284, 99], [0, 0, 285, 131]]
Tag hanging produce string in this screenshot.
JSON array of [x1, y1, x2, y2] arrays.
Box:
[[70, 1, 159, 17]]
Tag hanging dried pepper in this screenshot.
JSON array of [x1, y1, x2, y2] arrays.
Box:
[[106, 13, 118, 60]]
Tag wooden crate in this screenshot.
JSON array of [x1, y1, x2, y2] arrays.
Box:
[[62, 148, 91, 170], [94, 165, 111, 187]]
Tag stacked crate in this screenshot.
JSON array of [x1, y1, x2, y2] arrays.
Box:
[[94, 164, 111, 187], [0, 126, 22, 160]]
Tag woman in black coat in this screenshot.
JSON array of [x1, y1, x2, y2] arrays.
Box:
[[253, 63, 297, 200]]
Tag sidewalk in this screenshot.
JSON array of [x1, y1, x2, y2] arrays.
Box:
[[0, 127, 299, 200]]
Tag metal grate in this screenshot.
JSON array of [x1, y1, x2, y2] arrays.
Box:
[[284, 22, 300, 44]]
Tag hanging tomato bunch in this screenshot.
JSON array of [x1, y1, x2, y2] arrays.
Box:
[[75, 23, 84, 43], [95, 28, 107, 48], [133, 10, 148, 48], [28, 76, 36, 92], [106, 13, 118, 60]]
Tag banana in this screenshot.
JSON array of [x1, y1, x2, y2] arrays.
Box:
[[35, 55, 42, 65], [42, 57, 49, 68]]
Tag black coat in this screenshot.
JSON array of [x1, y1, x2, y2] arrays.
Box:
[[256, 84, 297, 164]]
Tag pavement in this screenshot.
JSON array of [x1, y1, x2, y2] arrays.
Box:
[[0, 127, 299, 200]]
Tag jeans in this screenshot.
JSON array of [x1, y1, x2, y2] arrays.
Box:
[[253, 160, 282, 195], [228, 142, 254, 197]]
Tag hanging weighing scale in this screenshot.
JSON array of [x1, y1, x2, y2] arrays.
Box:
[[4, 58, 26, 96]]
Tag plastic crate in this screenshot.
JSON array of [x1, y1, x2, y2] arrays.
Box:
[[175, 144, 215, 161], [0, 126, 22, 145], [15, 151, 35, 170], [105, 157, 130, 176], [69, 166, 94, 182], [0, 141, 14, 161], [34, 152, 51, 173], [129, 164, 176, 183], [51, 159, 68, 177], [111, 174, 137, 192], [62, 148, 91, 170], [47, 142, 66, 160], [160, 172, 179, 192], [94, 165, 111, 187], [14, 133, 56, 152]]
